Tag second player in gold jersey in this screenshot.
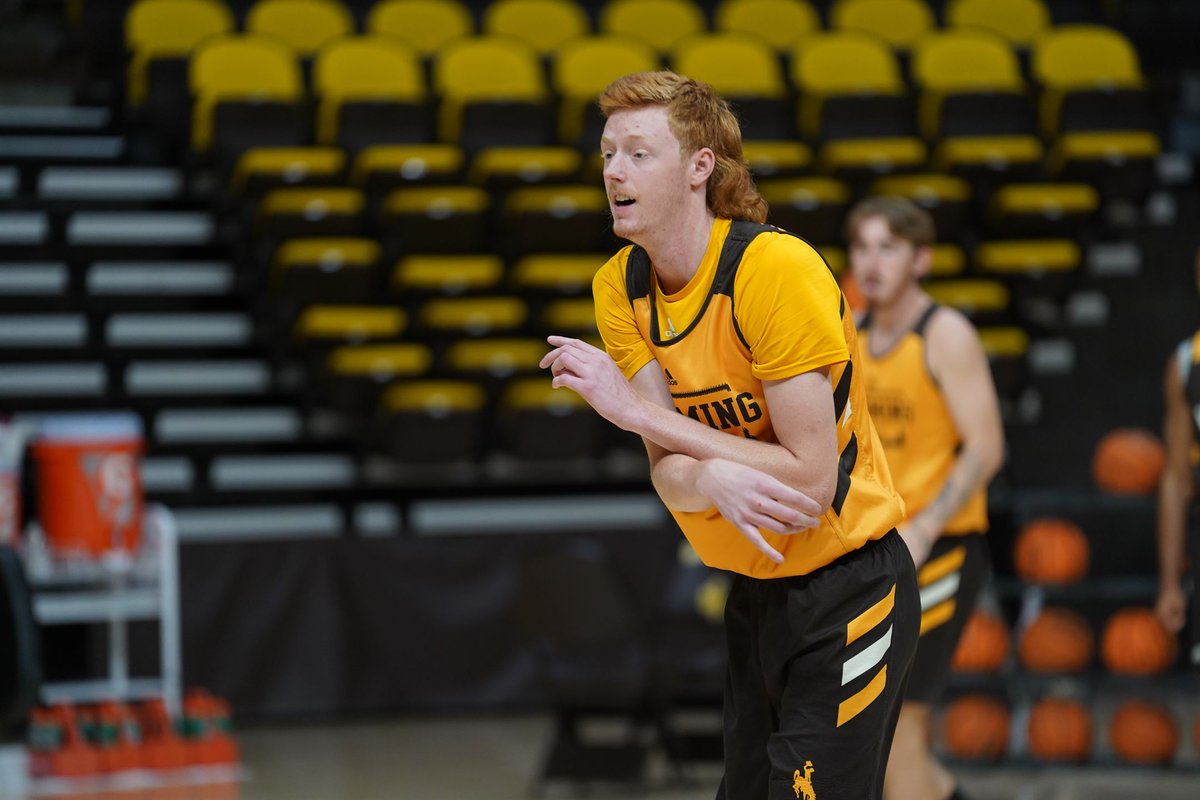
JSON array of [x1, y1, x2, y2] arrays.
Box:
[[858, 303, 988, 536], [848, 197, 1005, 800]]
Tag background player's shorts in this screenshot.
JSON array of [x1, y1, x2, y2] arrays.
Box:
[[717, 529, 919, 800], [904, 532, 989, 704]]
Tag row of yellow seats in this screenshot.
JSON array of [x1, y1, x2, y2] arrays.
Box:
[[127, 0, 1061, 63], [250, 175, 1099, 248], [269, 238, 1080, 305], [168, 30, 1151, 156]]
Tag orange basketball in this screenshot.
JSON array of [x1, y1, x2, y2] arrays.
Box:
[[1110, 701, 1177, 765], [1101, 607, 1177, 675], [1092, 428, 1165, 494], [951, 610, 1010, 673], [943, 694, 1009, 760], [1028, 698, 1092, 762], [1013, 518, 1089, 584], [1018, 608, 1093, 673]]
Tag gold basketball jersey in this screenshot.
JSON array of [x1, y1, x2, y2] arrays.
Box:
[[859, 305, 988, 535], [594, 219, 905, 579]]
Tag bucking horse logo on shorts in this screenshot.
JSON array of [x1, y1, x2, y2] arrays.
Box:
[[793, 760, 815, 800]]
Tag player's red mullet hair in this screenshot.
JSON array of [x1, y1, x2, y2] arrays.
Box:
[[599, 70, 769, 224]]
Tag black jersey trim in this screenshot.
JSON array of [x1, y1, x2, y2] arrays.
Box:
[[832, 432, 858, 517]]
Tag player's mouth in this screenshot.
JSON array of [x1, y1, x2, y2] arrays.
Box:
[[612, 194, 636, 208]]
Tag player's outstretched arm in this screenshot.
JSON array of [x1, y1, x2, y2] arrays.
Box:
[[1156, 355, 1192, 633], [901, 309, 1005, 566]]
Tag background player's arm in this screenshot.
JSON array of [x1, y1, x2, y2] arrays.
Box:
[[1156, 355, 1192, 633], [902, 309, 1005, 565]]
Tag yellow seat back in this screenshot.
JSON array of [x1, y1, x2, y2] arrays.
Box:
[[946, 0, 1049, 48], [792, 32, 903, 95], [1032, 25, 1143, 89], [189, 35, 303, 151], [599, 0, 707, 54], [830, 0, 934, 50], [912, 29, 1022, 93], [126, 0, 234, 105], [714, 0, 820, 51], [367, 0, 473, 56], [484, 0, 590, 55], [672, 34, 785, 98], [245, 0, 355, 56]]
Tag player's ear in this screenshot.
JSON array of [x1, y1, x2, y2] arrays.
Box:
[[690, 147, 716, 188]]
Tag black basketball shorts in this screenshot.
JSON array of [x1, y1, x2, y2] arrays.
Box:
[[717, 529, 920, 800]]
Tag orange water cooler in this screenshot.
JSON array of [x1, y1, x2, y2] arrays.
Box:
[[32, 413, 144, 556]]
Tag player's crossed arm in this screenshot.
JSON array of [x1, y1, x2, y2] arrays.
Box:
[[540, 335, 826, 563]]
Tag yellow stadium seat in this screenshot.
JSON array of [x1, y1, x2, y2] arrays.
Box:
[[126, 0, 233, 107], [245, 0, 354, 57], [911, 29, 1033, 140], [433, 36, 552, 151], [294, 305, 407, 347], [503, 186, 612, 255], [444, 338, 550, 377], [1048, 130, 1161, 200], [975, 239, 1080, 273], [1031, 25, 1151, 137], [818, 138, 927, 182], [469, 146, 582, 193], [258, 187, 366, 241], [313, 37, 430, 150], [671, 33, 793, 140], [987, 183, 1098, 238], [391, 255, 505, 297], [367, 0, 473, 57], [510, 254, 606, 296], [974, 239, 1080, 321], [791, 32, 916, 150], [599, 0, 707, 55], [352, 144, 466, 193], [483, 0, 590, 56], [541, 298, 600, 337], [380, 186, 490, 253], [759, 177, 851, 244], [742, 141, 813, 178], [714, 0, 820, 52], [380, 379, 486, 464], [189, 35, 306, 157], [499, 377, 600, 461], [925, 279, 1011, 325], [977, 325, 1029, 402], [552, 35, 659, 146], [324, 342, 433, 413], [871, 173, 971, 241], [830, 0, 934, 51], [419, 297, 529, 337], [272, 237, 382, 304], [931, 135, 1044, 185], [929, 244, 966, 278], [945, 0, 1049, 48], [232, 146, 347, 196]]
